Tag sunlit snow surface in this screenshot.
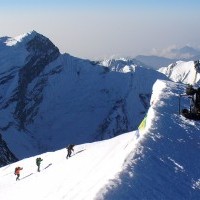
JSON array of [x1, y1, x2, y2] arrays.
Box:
[[99, 80, 200, 200], [159, 60, 200, 85], [1, 79, 200, 200], [0, 131, 140, 200]]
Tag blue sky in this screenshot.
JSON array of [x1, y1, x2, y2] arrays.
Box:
[[0, 0, 200, 59], [1, 0, 199, 9]]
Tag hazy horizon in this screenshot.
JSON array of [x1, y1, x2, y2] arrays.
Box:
[[0, 0, 200, 60]]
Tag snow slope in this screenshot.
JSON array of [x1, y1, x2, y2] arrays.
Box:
[[0, 31, 38, 72], [159, 60, 200, 85], [99, 80, 200, 200], [1, 79, 200, 200], [0, 131, 140, 200]]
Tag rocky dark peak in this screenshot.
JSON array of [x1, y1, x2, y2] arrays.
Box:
[[26, 31, 60, 58], [13, 32, 60, 130], [0, 133, 18, 167]]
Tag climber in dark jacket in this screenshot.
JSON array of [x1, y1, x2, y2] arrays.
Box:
[[36, 157, 43, 172], [66, 144, 75, 159]]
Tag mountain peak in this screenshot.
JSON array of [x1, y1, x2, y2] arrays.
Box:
[[171, 45, 200, 57], [5, 30, 44, 46]]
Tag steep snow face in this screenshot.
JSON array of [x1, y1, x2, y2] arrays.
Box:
[[159, 61, 200, 85], [0, 31, 48, 73], [0, 31, 59, 132], [0, 40, 27, 73], [99, 80, 200, 200], [0, 31, 58, 72], [17, 55, 167, 158], [0, 31, 60, 163], [14, 31, 60, 130]]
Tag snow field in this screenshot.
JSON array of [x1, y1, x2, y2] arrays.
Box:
[[0, 131, 139, 200]]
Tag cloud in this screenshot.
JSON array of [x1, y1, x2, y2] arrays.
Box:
[[150, 45, 200, 59]]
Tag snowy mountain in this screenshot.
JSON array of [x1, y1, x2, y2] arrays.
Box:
[[97, 57, 151, 71], [0, 31, 168, 166], [100, 79, 200, 200], [159, 60, 200, 85], [1, 79, 200, 200], [170, 45, 200, 59]]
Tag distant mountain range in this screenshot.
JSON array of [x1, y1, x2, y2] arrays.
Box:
[[135, 46, 200, 69], [135, 55, 176, 69]]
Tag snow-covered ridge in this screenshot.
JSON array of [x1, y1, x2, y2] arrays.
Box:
[[4, 30, 39, 46], [159, 60, 200, 85], [98, 80, 200, 199], [99, 57, 149, 73]]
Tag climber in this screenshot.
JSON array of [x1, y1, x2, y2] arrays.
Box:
[[66, 144, 75, 159], [36, 157, 43, 172], [14, 166, 23, 181]]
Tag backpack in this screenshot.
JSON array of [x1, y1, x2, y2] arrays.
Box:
[[36, 157, 42, 165], [186, 85, 196, 95], [68, 144, 74, 150], [14, 167, 20, 175]]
